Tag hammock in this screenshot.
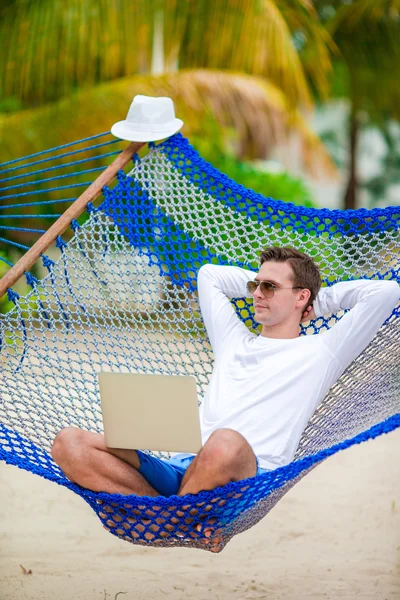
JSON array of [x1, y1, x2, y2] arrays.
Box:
[[0, 133, 399, 553]]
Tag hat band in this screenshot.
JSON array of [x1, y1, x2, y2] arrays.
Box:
[[121, 120, 178, 132]]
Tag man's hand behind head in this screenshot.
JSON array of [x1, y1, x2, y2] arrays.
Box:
[[301, 305, 316, 323]]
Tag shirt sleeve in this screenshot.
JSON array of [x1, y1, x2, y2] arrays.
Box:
[[197, 264, 256, 359], [314, 279, 399, 373]]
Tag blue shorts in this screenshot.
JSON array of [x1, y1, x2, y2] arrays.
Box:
[[136, 450, 267, 497]]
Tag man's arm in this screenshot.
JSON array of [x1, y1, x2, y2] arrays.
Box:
[[313, 279, 399, 372], [197, 264, 256, 358]]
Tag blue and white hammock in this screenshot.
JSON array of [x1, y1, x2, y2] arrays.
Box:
[[0, 133, 399, 552]]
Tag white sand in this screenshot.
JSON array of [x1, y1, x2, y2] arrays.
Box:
[[1, 429, 399, 600]]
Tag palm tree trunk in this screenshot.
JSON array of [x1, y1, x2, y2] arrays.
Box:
[[343, 102, 359, 210], [151, 9, 164, 75]]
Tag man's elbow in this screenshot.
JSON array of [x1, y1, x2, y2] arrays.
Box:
[[197, 263, 215, 283], [381, 280, 399, 310], [383, 279, 399, 299]]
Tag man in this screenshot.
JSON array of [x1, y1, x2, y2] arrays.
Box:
[[51, 246, 399, 499]]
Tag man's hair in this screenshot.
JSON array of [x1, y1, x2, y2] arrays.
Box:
[[259, 246, 321, 307]]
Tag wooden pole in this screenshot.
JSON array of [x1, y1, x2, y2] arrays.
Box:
[[0, 141, 145, 299]]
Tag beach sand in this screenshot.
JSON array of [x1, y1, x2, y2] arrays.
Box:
[[1, 429, 399, 600]]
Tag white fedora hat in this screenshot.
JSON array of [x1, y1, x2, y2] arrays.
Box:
[[111, 95, 184, 142]]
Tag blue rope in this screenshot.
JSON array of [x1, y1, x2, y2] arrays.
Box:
[[0, 214, 61, 219], [41, 255, 55, 270], [0, 139, 118, 175], [0, 181, 93, 201], [55, 236, 67, 251], [25, 272, 52, 327], [0, 255, 13, 267], [0, 132, 111, 168], [1, 413, 397, 540], [0, 150, 121, 184], [56, 236, 87, 314], [6, 290, 28, 373], [41, 252, 70, 328], [0, 226, 46, 233], [0, 198, 78, 210], [25, 272, 38, 288], [0, 237, 29, 250], [0, 165, 106, 192], [102, 171, 400, 295], [7, 289, 20, 302], [159, 134, 399, 234]]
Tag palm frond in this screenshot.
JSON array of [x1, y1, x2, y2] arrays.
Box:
[[280, 0, 335, 99], [0, 69, 337, 178], [327, 0, 400, 118], [0, 0, 331, 108]]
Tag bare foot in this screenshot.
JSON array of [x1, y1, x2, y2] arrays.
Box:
[[96, 501, 225, 551], [194, 519, 224, 552]]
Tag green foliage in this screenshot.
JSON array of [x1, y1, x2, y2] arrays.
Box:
[[0, 252, 14, 313], [191, 138, 316, 208], [314, 0, 400, 208], [361, 124, 400, 206], [0, 0, 330, 109], [218, 159, 315, 208]]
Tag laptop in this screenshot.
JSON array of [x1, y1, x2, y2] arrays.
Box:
[[98, 372, 203, 453]]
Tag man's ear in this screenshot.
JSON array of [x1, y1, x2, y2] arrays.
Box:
[[297, 288, 311, 309]]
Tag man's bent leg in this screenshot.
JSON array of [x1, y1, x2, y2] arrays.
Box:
[[175, 429, 257, 552], [178, 428, 257, 496], [51, 427, 158, 496]]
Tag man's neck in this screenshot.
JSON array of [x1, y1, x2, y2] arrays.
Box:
[[260, 322, 301, 340]]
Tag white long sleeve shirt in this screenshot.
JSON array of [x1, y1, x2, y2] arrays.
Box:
[[196, 264, 399, 470]]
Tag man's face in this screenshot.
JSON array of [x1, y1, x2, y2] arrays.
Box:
[[252, 260, 307, 326]]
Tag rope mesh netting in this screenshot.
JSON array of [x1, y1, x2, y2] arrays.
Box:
[[0, 134, 399, 552]]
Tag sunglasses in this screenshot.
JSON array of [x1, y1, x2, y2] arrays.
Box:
[[246, 280, 302, 298]]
